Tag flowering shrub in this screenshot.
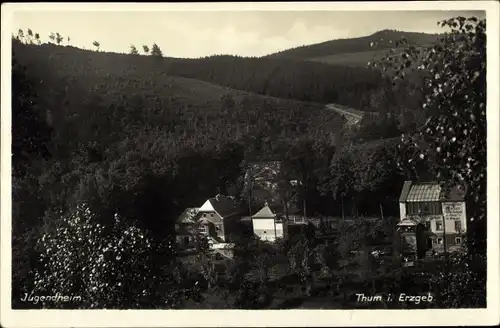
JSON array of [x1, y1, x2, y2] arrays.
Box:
[[32, 203, 185, 308]]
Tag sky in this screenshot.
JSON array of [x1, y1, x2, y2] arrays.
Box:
[[11, 8, 485, 58]]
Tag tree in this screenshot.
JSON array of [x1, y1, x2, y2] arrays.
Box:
[[55, 33, 64, 45], [375, 16, 486, 307], [335, 220, 366, 304], [48, 32, 55, 44], [92, 41, 100, 52], [11, 46, 54, 308], [316, 242, 341, 295], [11, 55, 52, 178], [26, 29, 34, 44], [129, 44, 139, 55], [32, 203, 189, 309], [287, 236, 315, 296], [376, 16, 486, 253], [151, 43, 163, 58], [430, 249, 486, 308], [17, 29, 25, 43], [142, 45, 150, 55], [34, 33, 41, 45]]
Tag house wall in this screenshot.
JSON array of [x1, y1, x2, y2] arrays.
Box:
[[399, 198, 466, 255], [401, 201, 467, 234], [441, 201, 467, 233], [198, 211, 226, 241], [431, 233, 465, 252], [252, 218, 284, 242], [399, 202, 406, 220]]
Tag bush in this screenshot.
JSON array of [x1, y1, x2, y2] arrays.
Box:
[[31, 203, 190, 308]]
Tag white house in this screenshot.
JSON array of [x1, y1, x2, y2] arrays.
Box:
[[196, 194, 244, 243], [398, 181, 467, 254], [251, 204, 284, 242]]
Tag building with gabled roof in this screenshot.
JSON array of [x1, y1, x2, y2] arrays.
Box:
[[251, 203, 284, 242], [398, 181, 467, 257], [197, 194, 245, 242]]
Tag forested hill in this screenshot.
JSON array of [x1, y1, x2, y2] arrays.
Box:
[[169, 56, 426, 119], [13, 40, 426, 121], [266, 30, 441, 63], [12, 40, 346, 235]]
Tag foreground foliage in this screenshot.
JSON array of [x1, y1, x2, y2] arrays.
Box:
[[31, 203, 193, 308]]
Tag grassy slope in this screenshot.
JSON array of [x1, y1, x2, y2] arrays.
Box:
[[268, 30, 441, 67], [309, 47, 406, 67], [13, 42, 345, 153]]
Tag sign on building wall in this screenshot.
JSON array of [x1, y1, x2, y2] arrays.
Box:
[[442, 202, 464, 221]]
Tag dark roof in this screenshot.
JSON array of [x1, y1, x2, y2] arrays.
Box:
[[399, 181, 467, 202], [399, 181, 412, 202], [200, 194, 242, 218]]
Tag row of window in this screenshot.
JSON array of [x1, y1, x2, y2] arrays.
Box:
[[197, 223, 222, 233], [407, 202, 442, 215], [424, 220, 462, 232], [435, 237, 462, 245], [201, 213, 215, 218]]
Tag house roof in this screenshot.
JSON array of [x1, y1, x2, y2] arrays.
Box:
[[399, 181, 466, 203], [252, 205, 276, 219], [406, 182, 441, 202], [399, 181, 413, 202], [199, 194, 241, 218], [177, 207, 199, 224], [397, 219, 417, 226]]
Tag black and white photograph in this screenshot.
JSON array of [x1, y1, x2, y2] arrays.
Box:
[[1, 1, 499, 327]]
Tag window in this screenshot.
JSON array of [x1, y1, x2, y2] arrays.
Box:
[[436, 221, 443, 231], [437, 238, 443, 245], [202, 213, 206, 217], [197, 225, 208, 234], [424, 221, 431, 230], [210, 213, 214, 218], [454, 221, 462, 232], [406, 202, 442, 215], [183, 236, 190, 245], [263, 231, 267, 234], [455, 237, 462, 245]]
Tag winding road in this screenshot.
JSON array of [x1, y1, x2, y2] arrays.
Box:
[[325, 104, 364, 125]]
